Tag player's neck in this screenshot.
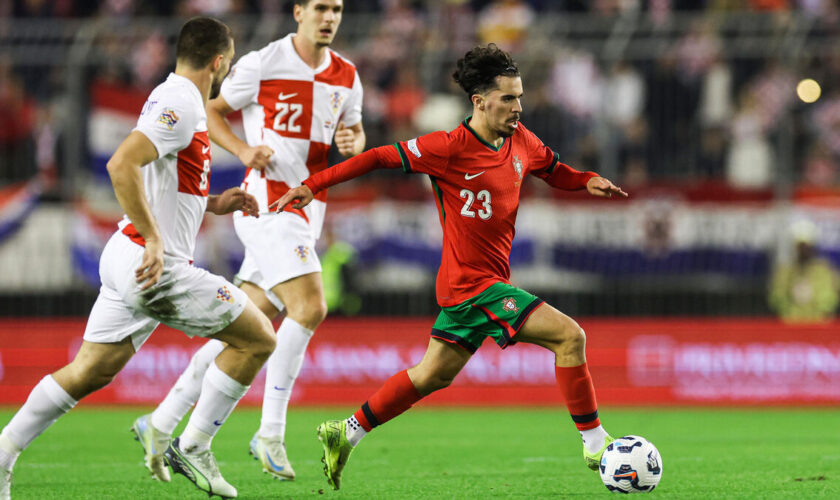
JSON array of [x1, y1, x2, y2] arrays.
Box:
[[292, 34, 328, 69], [467, 115, 504, 148], [174, 65, 211, 103]]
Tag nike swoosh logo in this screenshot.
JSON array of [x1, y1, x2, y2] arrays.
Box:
[[213, 420, 224, 426], [202, 145, 210, 154], [265, 451, 286, 471], [274, 386, 287, 391], [464, 171, 485, 180], [277, 92, 297, 101]]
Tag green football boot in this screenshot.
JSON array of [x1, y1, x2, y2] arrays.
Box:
[[584, 435, 615, 471], [316, 420, 354, 490]]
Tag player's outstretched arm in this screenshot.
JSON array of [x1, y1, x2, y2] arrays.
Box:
[[206, 187, 260, 216], [586, 177, 628, 198], [207, 96, 274, 170], [106, 130, 165, 290], [271, 145, 403, 212]]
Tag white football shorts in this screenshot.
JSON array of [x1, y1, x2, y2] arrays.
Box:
[[84, 231, 248, 351], [233, 211, 321, 311]]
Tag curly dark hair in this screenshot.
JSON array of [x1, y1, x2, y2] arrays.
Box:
[[452, 44, 520, 97]]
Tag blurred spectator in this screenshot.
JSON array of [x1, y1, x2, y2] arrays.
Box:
[[696, 126, 728, 179], [13, 0, 74, 17], [673, 19, 722, 88], [130, 32, 170, 90], [384, 67, 425, 139], [0, 58, 36, 183], [748, 59, 796, 130], [477, 0, 535, 52], [812, 89, 840, 158], [698, 53, 733, 128], [545, 47, 601, 160], [645, 53, 697, 177], [320, 228, 361, 316], [726, 90, 773, 188], [427, 0, 477, 57], [800, 142, 838, 186], [604, 61, 645, 130], [769, 220, 840, 322]]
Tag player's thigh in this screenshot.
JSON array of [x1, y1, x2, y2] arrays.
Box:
[[234, 212, 322, 295], [239, 280, 281, 319], [270, 271, 324, 311], [515, 302, 584, 350], [209, 298, 274, 352]]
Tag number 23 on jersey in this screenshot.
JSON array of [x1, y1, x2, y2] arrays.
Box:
[[460, 189, 492, 220]]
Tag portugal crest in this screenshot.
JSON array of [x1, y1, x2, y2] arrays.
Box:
[[501, 297, 519, 313], [512, 154, 524, 186]]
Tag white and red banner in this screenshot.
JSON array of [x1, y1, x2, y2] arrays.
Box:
[[1, 317, 838, 407]]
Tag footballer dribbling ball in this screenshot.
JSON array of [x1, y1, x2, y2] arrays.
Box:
[[599, 435, 662, 493]]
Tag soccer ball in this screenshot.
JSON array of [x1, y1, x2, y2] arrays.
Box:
[[599, 435, 662, 493]]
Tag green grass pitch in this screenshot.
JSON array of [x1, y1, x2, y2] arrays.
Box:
[[1, 406, 837, 498]]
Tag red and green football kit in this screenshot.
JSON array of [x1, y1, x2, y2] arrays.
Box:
[[306, 118, 605, 434], [304, 118, 597, 349]]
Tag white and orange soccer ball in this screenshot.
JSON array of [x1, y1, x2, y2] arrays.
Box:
[[599, 435, 663, 493]]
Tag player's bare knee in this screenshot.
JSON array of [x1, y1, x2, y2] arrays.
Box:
[[559, 322, 586, 355], [411, 369, 456, 393], [430, 373, 456, 391], [290, 297, 327, 329]]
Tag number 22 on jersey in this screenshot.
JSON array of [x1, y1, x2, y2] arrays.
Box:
[[273, 100, 303, 133]]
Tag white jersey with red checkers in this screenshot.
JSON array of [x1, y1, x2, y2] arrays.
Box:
[[119, 72, 212, 263], [220, 33, 363, 238]]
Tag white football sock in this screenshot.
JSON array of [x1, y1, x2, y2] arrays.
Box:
[[581, 425, 609, 454], [0, 375, 77, 468], [344, 415, 367, 447], [179, 361, 249, 452], [0, 435, 21, 471], [259, 318, 313, 439], [152, 339, 225, 435]]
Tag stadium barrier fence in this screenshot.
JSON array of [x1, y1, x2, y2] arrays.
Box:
[[1, 317, 837, 407]]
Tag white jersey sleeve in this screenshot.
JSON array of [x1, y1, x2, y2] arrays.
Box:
[[134, 94, 197, 158], [220, 51, 261, 111], [340, 72, 363, 127]]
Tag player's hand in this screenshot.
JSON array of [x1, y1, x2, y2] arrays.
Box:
[[269, 185, 314, 212], [212, 187, 260, 216], [136, 238, 164, 290], [238, 145, 274, 170], [334, 122, 356, 157], [587, 177, 628, 199]]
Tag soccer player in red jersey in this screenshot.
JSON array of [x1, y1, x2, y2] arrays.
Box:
[[275, 44, 628, 491]]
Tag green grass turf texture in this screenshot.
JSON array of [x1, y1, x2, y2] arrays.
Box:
[[0, 406, 837, 499]]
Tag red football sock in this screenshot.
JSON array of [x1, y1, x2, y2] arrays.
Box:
[[555, 364, 601, 431], [353, 370, 423, 432]]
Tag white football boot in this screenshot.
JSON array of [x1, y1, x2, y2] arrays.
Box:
[[249, 433, 295, 480], [130, 414, 171, 482], [165, 438, 237, 499]]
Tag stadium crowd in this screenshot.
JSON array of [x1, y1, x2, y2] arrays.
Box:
[[2, 1, 840, 197]]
